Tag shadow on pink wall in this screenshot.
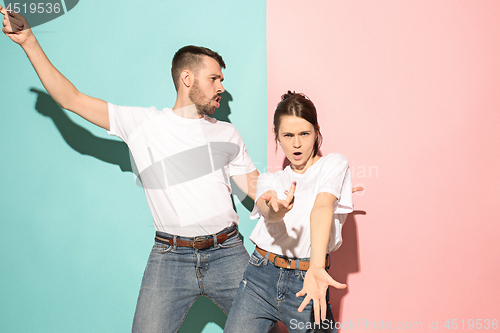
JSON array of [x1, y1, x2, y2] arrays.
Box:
[[277, 211, 364, 333], [329, 211, 365, 323]]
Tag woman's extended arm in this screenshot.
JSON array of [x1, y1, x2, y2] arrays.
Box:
[[297, 192, 347, 324]]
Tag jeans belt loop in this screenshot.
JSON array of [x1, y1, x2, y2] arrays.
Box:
[[295, 259, 300, 275], [264, 251, 270, 266], [213, 233, 218, 247], [272, 254, 279, 267], [173, 235, 177, 251]]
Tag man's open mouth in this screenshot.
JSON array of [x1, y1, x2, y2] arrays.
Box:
[[214, 95, 222, 108]]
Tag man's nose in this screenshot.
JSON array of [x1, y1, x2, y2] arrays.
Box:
[[217, 82, 225, 93]]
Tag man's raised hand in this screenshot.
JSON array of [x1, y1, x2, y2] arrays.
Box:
[[1, 5, 32, 45]]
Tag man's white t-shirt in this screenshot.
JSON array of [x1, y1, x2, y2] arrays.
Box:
[[249, 153, 353, 258], [107, 103, 256, 237]]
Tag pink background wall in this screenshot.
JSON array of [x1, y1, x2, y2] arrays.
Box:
[[267, 1, 500, 331]]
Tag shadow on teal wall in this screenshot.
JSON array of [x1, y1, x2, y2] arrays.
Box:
[[23, 88, 251, 332]]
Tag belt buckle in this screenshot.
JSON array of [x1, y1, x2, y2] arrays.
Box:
[[193, 237, 204, 249]]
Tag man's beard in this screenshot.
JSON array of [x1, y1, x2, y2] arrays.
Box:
[[189, 80, 216, 116]]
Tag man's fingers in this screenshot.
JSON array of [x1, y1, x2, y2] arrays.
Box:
[[6, 7, 25, 20], [352, 186, 364, 193], [11, 20, 23, 31], [8, 15, 23, 27], [2, 25, 16, 34], [4, 22, 20, 34], [0, 5, 8, 17], [2, 12, 23, 34]]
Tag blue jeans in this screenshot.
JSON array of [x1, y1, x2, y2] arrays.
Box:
[[132, 226, 249, 333], [224, 249, 337, 333]]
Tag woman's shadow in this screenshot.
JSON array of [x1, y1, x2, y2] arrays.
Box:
[[328, 211, 364, 325], [29, 87, 237, 332]]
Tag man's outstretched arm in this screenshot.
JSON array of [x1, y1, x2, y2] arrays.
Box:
[[1, 5, 110, 130], [232, 169, 259, 201]]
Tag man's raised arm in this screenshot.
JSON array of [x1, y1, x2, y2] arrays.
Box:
[[1, 5, 109, 130]]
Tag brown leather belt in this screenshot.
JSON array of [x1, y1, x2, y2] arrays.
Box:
[[256, 246, 314, 271], [155, 227, 238, 250]]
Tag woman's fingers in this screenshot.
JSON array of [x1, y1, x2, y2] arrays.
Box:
[[271, 199, 280, 212], [259, 193, 273, 202], [313, 298, 321, 324], [297, 293, 311, 313], [352, 186, 364, 193], [286, 181, 296, 203], [296, 288, 306, 298], [327, 275, 347, 289], [320, 296, 327, 322]]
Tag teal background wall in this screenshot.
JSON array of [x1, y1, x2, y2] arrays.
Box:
[[0, 1, 267, 332]]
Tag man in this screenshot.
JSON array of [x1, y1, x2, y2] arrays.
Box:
[[2, 6, 362, 332], [1, 6, 261, 332]]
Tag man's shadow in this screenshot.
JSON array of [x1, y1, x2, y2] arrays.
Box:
[[29, 87, 237, 332], [30, 88, 134, 172]]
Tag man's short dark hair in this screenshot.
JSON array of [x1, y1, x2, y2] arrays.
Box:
[[171, 45, 226, 91]]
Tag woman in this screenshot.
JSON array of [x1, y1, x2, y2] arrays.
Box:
[[224, 91, 353, 333]]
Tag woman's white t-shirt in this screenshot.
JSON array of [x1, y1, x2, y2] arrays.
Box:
[[249, 153, 353, 258]]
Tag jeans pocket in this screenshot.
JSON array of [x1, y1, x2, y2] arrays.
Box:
[[248, 250, 266, 267], [151, 242, 173, 254]]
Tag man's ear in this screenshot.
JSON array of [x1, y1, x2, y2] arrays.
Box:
[[180, 70, 192, 88]]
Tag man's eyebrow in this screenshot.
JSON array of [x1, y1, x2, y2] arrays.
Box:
[[210, 74, 224, 81]]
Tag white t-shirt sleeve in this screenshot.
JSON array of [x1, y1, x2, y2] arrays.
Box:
[[227, 127, 256, 176], [318, 154, 353, 214], [107, 102, 157, 143], [249, 172, 276, 220]]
